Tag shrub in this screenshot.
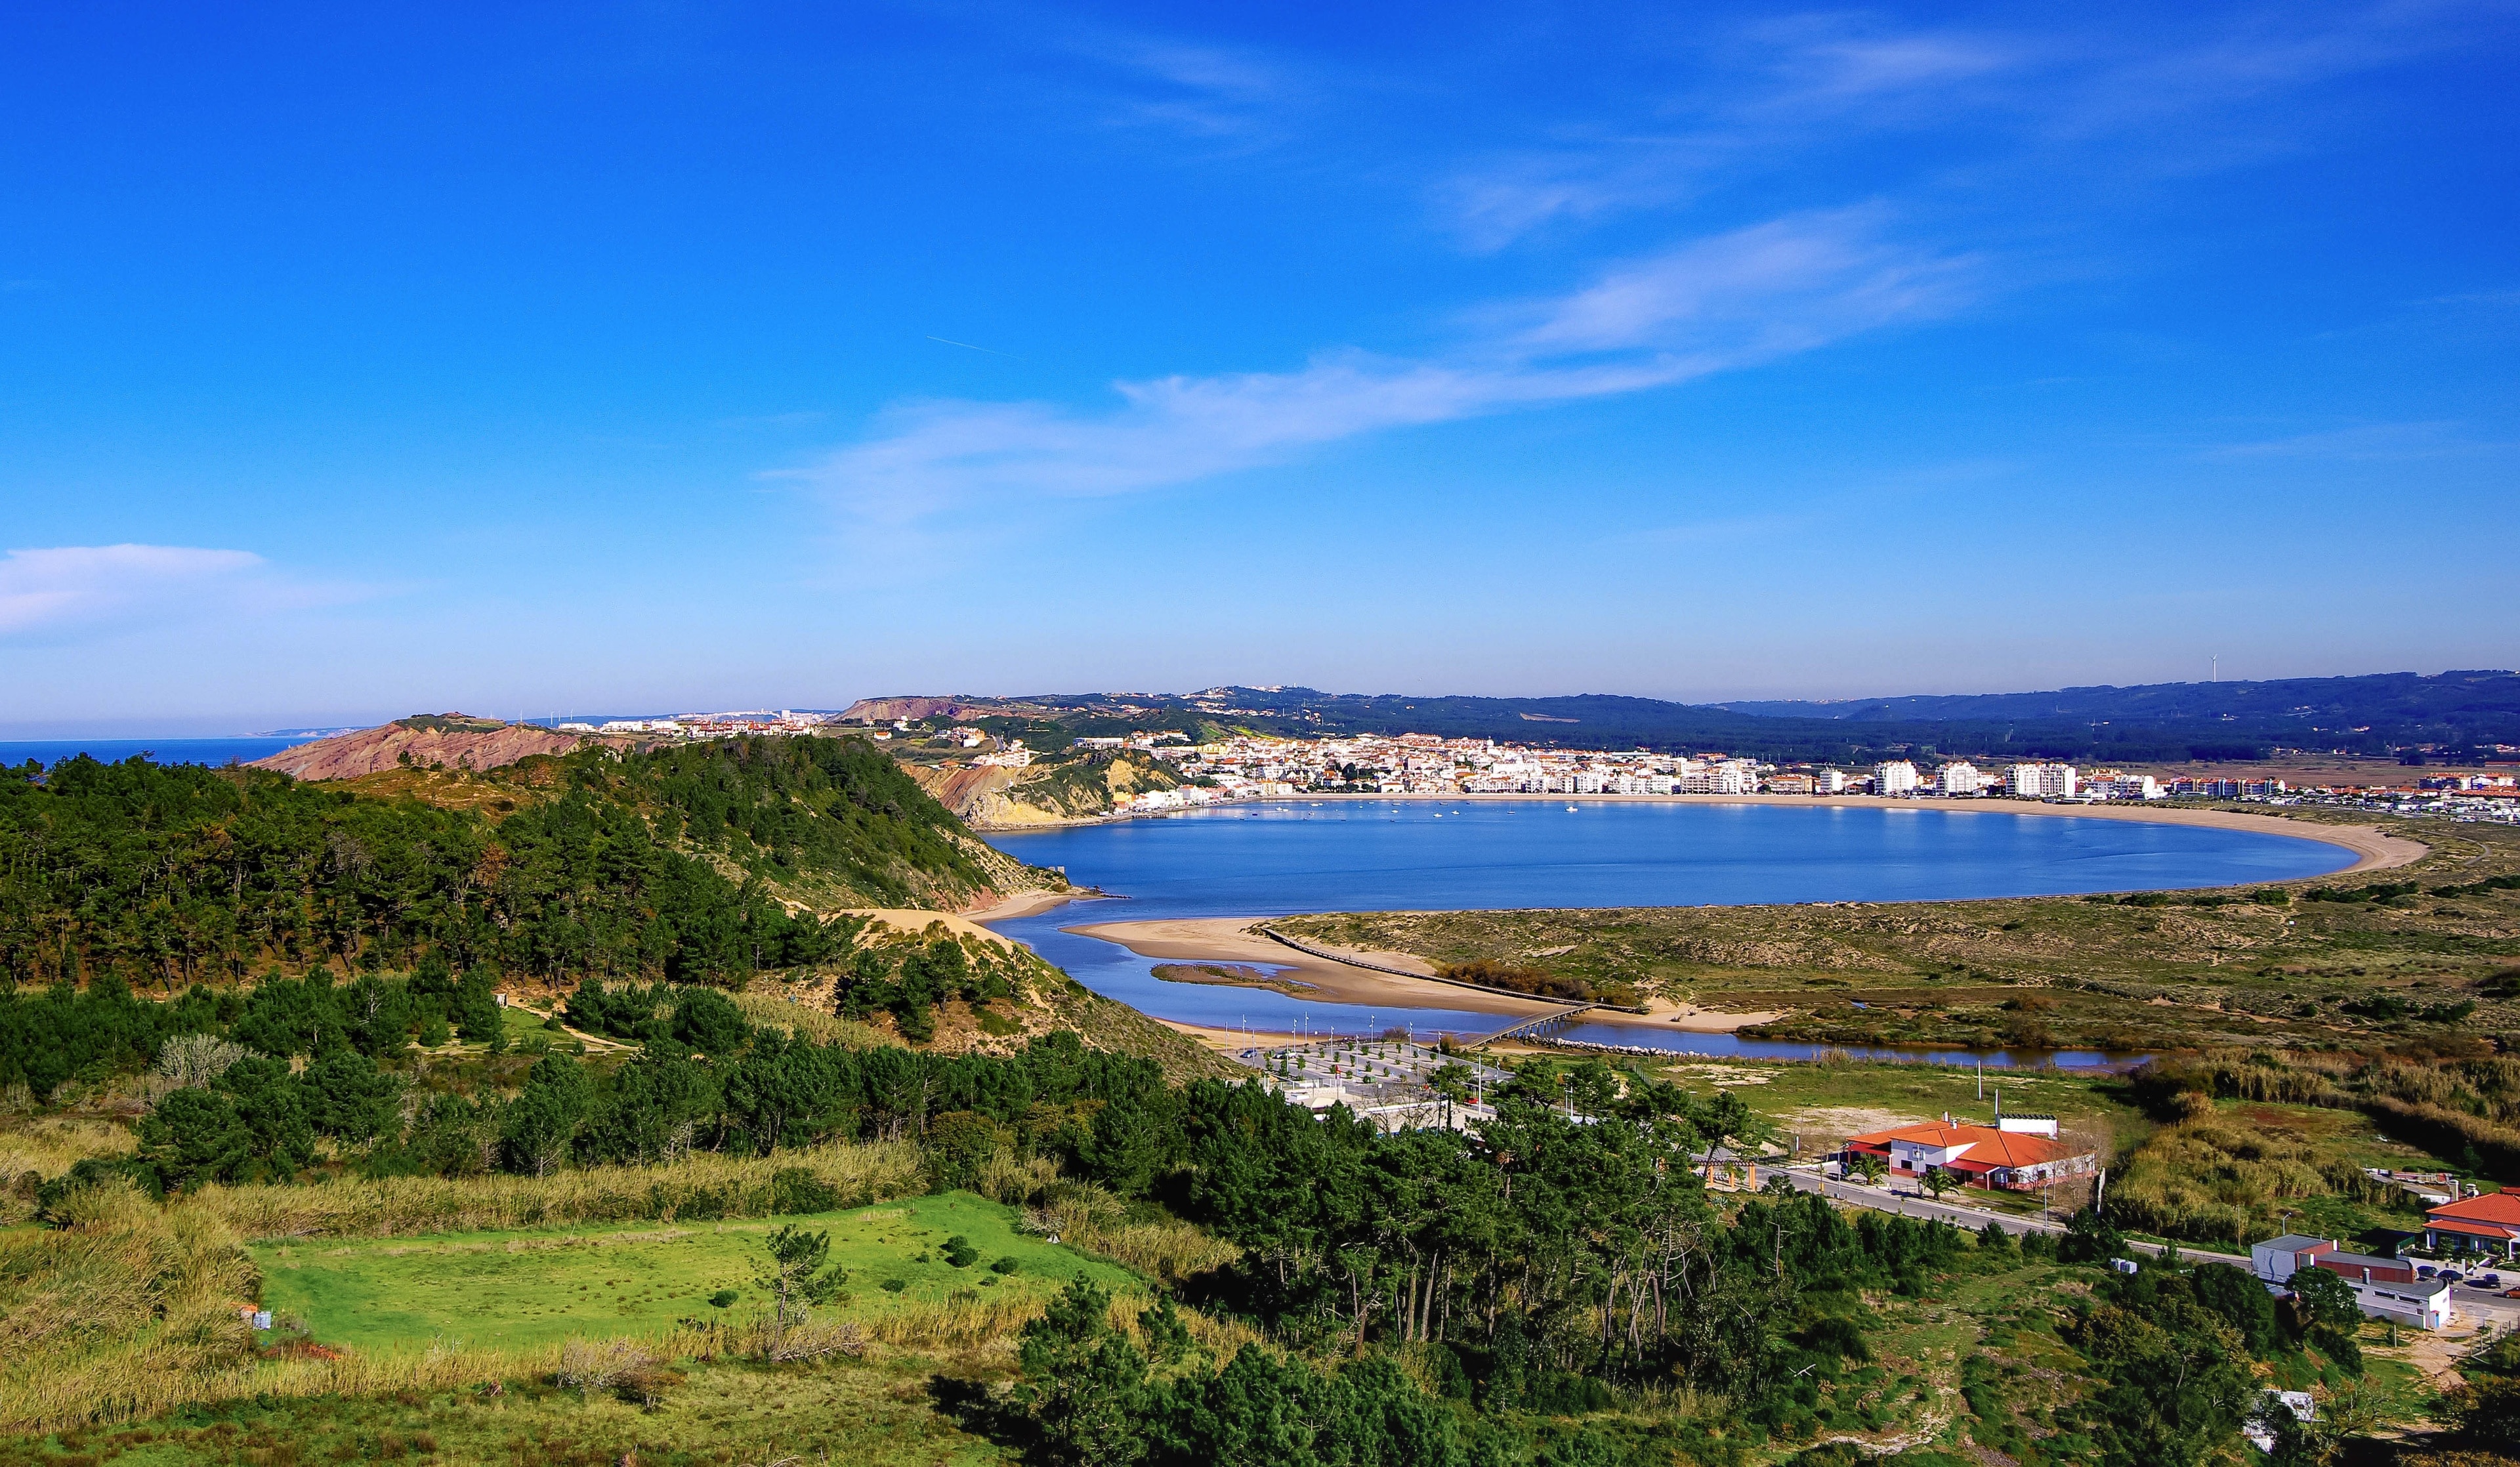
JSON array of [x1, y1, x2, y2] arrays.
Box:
[[771, 1166, 842, 1215]]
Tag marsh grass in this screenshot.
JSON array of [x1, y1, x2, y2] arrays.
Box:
[[977, 1153, 1244, 1283], [2110, 1113, 2403, 1245], [728, 987, 885, 1048], [0, 1115, 138, 1223]]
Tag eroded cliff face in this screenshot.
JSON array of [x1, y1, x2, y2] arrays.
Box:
[[248, 714, 643, 780], [906, 752, 1185, 828]]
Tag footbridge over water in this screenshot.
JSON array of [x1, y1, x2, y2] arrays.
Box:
[[1474, 1004, 1599, 1048]]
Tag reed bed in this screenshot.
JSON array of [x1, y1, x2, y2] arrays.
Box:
[[0, 1113, 136, 1180], [1025, 1179, 1243, 1282], [729, 987, 885, 1048], [183, 1139, 925, 1239]]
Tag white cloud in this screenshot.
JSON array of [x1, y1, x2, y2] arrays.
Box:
[[0, 544, 351, 641], [1506, 208, 1972, 355], [784, 211, 1971, 530]]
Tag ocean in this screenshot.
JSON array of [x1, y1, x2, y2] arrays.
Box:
[[0, 736, 314, 770]]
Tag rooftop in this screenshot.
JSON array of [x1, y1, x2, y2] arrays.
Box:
[[1843, 1121, 2086, 1168], [2428, 1193, 2520, 1227]]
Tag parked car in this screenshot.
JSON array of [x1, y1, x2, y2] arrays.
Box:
[[2479, 1273, 2504, 1288], [2440, 1271, 2467, 1285], [2418, 1265, 2439, 1278]]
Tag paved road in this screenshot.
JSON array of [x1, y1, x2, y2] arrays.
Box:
[[1751, 1164, 2254, 1269], [1755, 1164, 2520, 1334]]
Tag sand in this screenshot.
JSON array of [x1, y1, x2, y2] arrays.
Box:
[[1070, 917, 1786, 1034], [838, 908, 1023, 948], [1070, 917, 1563, 1020], [963, 889, 1098, 922]]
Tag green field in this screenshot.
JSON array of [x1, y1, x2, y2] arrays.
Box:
[[253, 1191, 1138, 1353]]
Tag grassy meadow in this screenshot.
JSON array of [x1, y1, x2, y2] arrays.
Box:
[[253, 1191, 1139, 1355]]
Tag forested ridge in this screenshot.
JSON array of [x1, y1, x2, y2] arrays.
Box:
[[0, 734, 1032, 995]]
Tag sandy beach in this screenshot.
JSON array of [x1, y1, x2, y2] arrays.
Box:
[[1071, 916, 1782, 1035], [963, 887, 1101, 922], [1069, 917, 1561, 1019]]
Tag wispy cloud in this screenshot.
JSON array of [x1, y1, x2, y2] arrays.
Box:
[[0, 544, 358, 641], [1434, 4, 2490, 248], [782, 211, 1972, 533], [2202, 420, 2508, 461], [1053, 29, 1311, 146]]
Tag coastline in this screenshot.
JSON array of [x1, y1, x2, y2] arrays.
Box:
[[962, 887, 1101, 922], [1072, 916, 1782, 1035], [986, 796, 2418, 1046], [992, 792, 2422, 876], [1068, 916, 1559, 1021]]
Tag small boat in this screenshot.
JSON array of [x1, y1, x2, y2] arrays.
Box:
[[1566, 804, 1578, 812]]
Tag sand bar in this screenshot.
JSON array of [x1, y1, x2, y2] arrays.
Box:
[[1072, 917, 1560, 1021], [1072, 917, 1777, 1034]]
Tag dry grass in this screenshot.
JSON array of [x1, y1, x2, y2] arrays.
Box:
[[728, 986, 885, 1048], [975, 1152, 1244, 1285], [0, 1113, 135, 1185], [186, 1139, 924, 1239]]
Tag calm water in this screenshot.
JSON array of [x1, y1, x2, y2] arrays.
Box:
[[0, 737, 313, 771], [982, 799, 2355, 1063]]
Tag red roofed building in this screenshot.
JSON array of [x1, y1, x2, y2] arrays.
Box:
[[1839, 1120, 2097, 1191], [2425, 1192, 2520, 1256]]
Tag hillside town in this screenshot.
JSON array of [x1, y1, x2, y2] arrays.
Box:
[[530, 708, 2520, 826], [1024, 729, 2520, 823]]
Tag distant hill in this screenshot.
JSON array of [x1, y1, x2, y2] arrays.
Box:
[[844, 670, 2520, 764], [248, 712, 645, 780], [1713, 670, 2520, 726]]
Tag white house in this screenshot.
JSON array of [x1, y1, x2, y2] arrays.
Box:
[[2358, 1277, 2454, 1331]]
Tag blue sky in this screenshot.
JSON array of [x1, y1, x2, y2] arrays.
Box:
[[3, 1, 2515, 734]]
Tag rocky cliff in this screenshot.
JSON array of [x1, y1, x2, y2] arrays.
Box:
[[249, 713, 643, 781]]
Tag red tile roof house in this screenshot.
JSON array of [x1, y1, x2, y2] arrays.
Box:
[[1839, 1120, 2097, 1191], [2425, 1193, 2520, 1256]]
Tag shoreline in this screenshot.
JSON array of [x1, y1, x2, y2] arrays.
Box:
[[980, 796, 2420, 1044], [989, 792, 2421, 876], [1067, 916, 1561, 1022], [1072, 916, 1781, 1034], [961, 887, 1104, 922]]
